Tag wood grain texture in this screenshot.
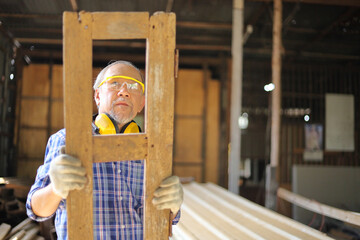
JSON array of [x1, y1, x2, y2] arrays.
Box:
[[63, 11, 93, 239], [278, 188, 360, 227], [22, 64, 49, 97], [92, 12, 149, 40], [205, 79, 220, 183], [145, 12, 176, 239], [173, 182, 334, 240], [93, 134, 148, 162]]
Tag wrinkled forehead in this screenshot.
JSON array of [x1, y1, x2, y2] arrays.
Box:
[[104, 63, 143, 83]]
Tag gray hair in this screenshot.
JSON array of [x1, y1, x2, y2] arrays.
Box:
[[93, 60, 144, 90]]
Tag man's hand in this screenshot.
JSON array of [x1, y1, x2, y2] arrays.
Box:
[[49, 146, 87, 199], [152, 176, 183, 214]]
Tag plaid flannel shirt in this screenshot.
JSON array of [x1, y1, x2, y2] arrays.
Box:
[[26, 128, 180, 240]]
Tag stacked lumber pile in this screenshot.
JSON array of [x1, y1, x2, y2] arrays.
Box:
[[172, 182, 334, 240], [0, 218, 44, 240]]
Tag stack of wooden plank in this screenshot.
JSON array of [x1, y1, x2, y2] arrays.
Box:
[[172, 182, 334, 240], [0, 218, 44, 240]]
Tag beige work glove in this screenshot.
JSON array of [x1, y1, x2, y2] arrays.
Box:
[[152, 176, 183, 214], [49, 146, 87, 199]]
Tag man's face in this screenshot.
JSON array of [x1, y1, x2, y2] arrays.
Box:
[[95, 63, 145, 125]]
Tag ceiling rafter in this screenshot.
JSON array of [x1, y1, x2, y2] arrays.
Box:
[[296, 7, 359, 53], [0, 13, 60, 19], [18, 38, 360, 61]]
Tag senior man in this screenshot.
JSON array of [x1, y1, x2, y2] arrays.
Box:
[[26, 60, 183, 239]]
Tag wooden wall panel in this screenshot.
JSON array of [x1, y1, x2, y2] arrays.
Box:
[[18, 129, 47, 158], [205, 79, 220, 183], [51, 101, 64, 130], [174, 118, 203, 163], [51, 65, 63, 99], [17, 159, 44, 179], [22, 64, 49, 97], [174, 69, 220, 184], [20, 99, 49, 127], [18, 64, 52, 178], [174, 165, 202, 182], [175, 70, 204, 116]]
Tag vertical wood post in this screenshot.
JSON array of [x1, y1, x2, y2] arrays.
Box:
[[266, 0, 282, 210], [145, 12, 176, 239], [271, 0, 282, 169], [228, 0, 244, 194], [63, 12, 93, 239]]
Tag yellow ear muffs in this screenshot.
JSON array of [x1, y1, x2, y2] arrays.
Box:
[[123, 121, 140, 134], [94, 113, 119, 135], [94, 113, 141, 135]]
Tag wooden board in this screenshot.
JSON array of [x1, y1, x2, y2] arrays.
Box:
[[205, 79, 220, 183], [63, 12, 93, 239], [50, 101, 64, 130], [173, 165, 202, 182], [20, 99, 49, 127], [92, 12, 149, 40], [172, 182, 335, 240], [22, 64, 49, 97], [51, 65, 63, 99], [174, 118, 203, 163], [175, 70, 204, 116], [93, 134, 148, 162], [17, 159, 44, 179], [144, 12, 176, 239], [18, 129, 47, 158]]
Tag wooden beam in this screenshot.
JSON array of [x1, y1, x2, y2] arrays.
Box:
[[177, 21, 232, 30], [270, 0, 282, 168], [93, 134, 148, 162], [277, 188, 360, 227], [145, 12, 176, 239], [228, 0, 244, 194], [300, 8, 359, 52], [92, 12, 149, 40], [0, 13, 60, 19], [245, 0, 360, 7], [69, 0, 78, 11], [22, 49, 224, 65], [16, 37, 231, 51], [63, 11, 93, 239], [166, 0, 174, 12]]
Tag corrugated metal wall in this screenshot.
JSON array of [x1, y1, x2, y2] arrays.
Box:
[[242, 61, 360, 184]]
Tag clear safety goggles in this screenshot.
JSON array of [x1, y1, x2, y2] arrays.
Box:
[[98, 75, 145, 94]]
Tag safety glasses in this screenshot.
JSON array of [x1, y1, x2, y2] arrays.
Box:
[[98, 75, 145, 94]]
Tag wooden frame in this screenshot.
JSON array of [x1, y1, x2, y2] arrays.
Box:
[[63, 11, 176, 239]]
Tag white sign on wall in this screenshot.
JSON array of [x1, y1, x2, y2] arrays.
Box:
[[325, 94, 354, 151]]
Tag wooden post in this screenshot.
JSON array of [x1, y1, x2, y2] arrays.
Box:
[[63, 12, 93, 239], [271, 0, 282, 169], [145, 12, 176, 239], [266, 0, 282, 210], [63, 11, 176, 239], [228, 0, 244, 194]]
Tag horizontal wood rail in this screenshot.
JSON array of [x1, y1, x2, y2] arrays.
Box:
[[277, 187, 360, 227]]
